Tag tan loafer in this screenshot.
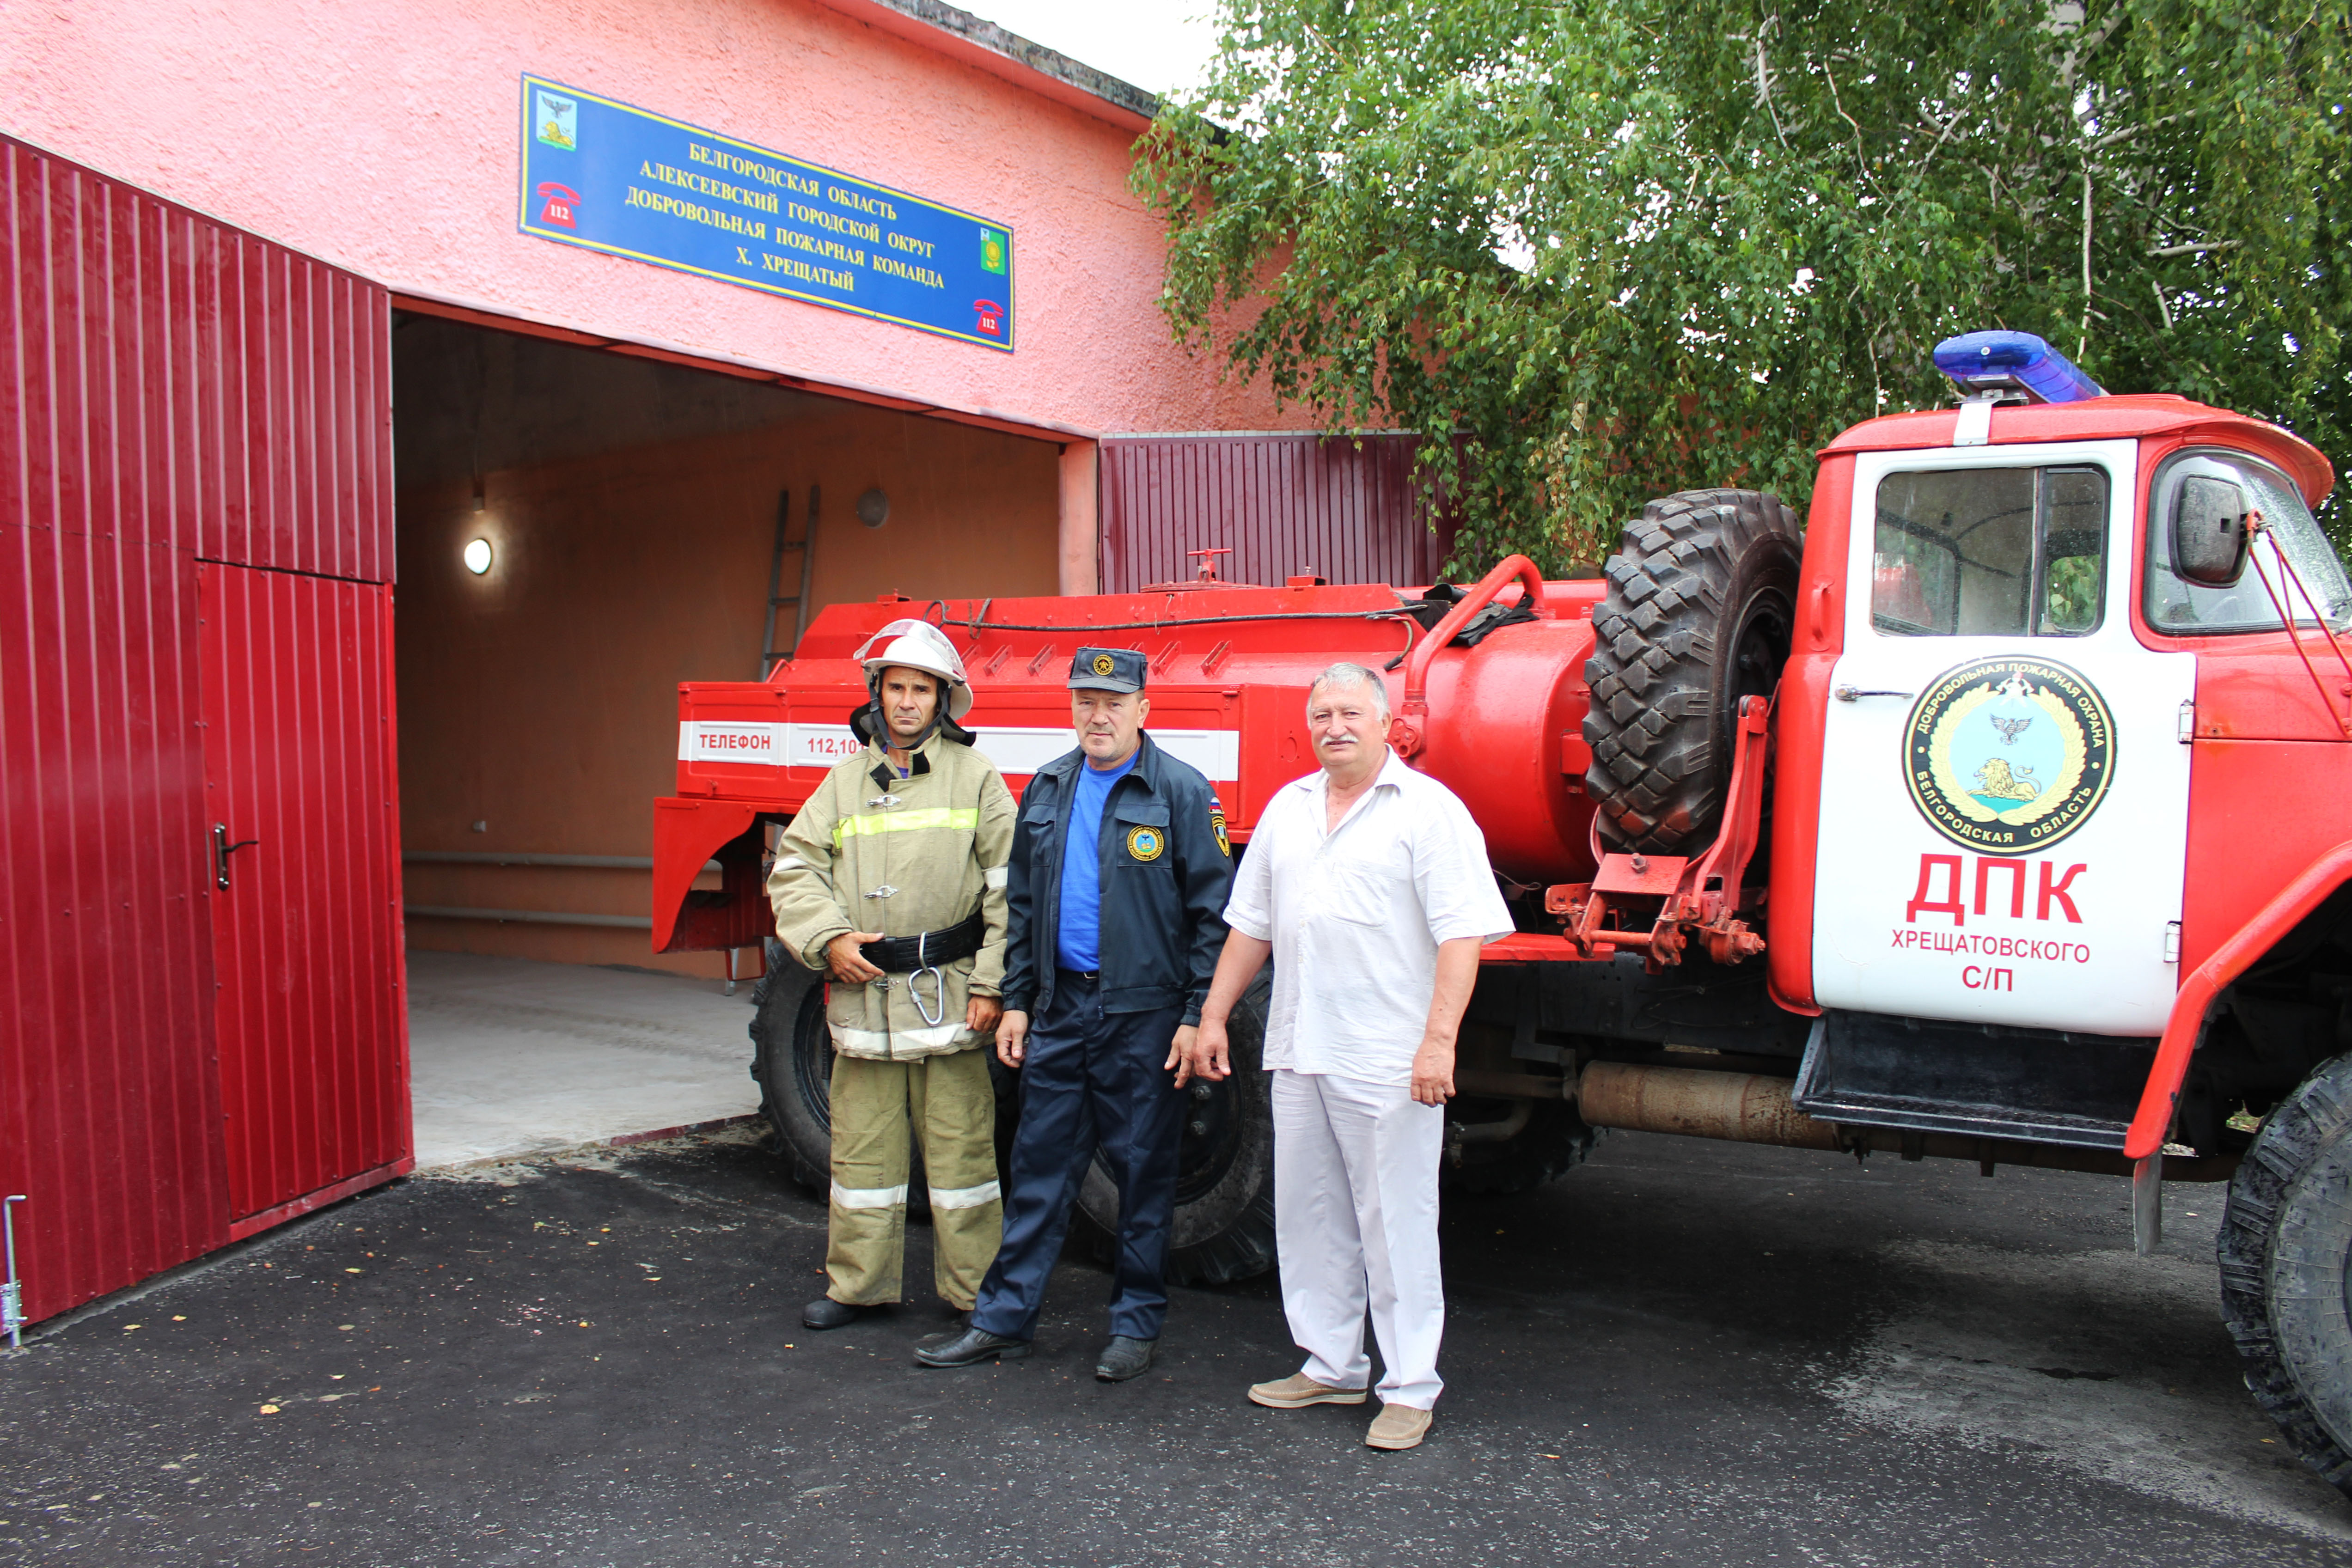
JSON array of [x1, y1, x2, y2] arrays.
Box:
[[1247, 1373, 1368, 1409], [1365, 1403, 1433, 1450]]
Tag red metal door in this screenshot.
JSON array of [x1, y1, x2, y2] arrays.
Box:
[[200, 563, 410, 1230]]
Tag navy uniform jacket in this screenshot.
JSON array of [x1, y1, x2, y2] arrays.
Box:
[[1001, 732, 1231, 1025]]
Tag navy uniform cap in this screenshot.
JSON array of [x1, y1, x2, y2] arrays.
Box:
[[1069, 647, 1146, 693]]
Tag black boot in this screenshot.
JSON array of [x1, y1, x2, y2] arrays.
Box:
[[913, 1326, 1032, 1367], [802, 1296, 869, 1330], [1095, 1336, 1159, 1382]]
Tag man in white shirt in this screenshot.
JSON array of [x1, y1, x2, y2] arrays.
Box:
[[1190, 662, 1511, 1452]]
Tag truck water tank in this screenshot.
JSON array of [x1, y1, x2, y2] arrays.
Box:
[[1402, 587, 1601, 887]]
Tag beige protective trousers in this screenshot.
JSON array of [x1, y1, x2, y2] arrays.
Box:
[[825, 1048, 1003, 1309]]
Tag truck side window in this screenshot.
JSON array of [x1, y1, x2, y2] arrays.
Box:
[[2144, 449, 2352, 634], [1872, 465, 2108, 637]]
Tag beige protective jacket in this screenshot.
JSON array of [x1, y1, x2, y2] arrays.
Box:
[[767, 732, 1016, 1060]]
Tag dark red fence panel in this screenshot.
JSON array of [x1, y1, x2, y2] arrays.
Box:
[[0, 525, 229, 1321], [1098, 433, 1451, 593], [208, 239, 393, 582], [0, 137, 391, 581], [0, 135, 399, 1323]]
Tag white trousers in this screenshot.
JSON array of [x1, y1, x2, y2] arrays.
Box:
[[1271, 1068, 1446, 1409]]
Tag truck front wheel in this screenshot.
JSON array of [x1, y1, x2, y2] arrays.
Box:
[[2219, 1053, 2352, 1497], [1583, 488, 1802, 855], [749, 944, 833, 1192]]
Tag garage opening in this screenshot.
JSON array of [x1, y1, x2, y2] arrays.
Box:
[[390, 312, 1064, 1167]]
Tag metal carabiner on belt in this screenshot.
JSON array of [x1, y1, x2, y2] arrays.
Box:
[[907, 928, 949, 1028]]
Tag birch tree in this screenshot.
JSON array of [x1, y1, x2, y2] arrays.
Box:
[[1136, 0, 2352, 571]]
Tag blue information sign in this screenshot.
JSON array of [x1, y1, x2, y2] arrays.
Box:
[[518, 76, 1014, 351]]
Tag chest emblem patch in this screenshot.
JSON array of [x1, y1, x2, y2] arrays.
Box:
[[1904, 656, 2115, 855], [1125, 825, 1165, 862]]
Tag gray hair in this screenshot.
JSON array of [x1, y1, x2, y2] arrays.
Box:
[[1307, 662, 1393, 720]]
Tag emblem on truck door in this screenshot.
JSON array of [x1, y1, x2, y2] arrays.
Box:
[[1904, 657, 2115, 855]]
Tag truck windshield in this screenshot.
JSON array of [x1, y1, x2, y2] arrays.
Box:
[[2144, 449, 2352, 634], [1872, 465, 2107, 637]]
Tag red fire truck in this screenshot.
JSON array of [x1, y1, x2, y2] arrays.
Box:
[[652, 334, 2352, 1494]]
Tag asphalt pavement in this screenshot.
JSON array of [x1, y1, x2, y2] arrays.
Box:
[[2, 1123, 2346, 1566]]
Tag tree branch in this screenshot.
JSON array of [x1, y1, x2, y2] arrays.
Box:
[[1819, 57, 1879, 196], [1751, 14, 1788, 148], [2079, 163, 2094, 359]]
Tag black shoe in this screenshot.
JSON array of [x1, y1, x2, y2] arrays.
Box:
[[802, 1296, 868, 1330], [915, 1309, 970, 1349], [1095, 1336, 1159, 1382], [913, 1326, 1031, 1367]]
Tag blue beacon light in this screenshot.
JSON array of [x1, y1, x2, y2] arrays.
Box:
[[1931, 330, 2105, 404]]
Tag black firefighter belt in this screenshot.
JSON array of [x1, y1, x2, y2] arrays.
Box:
[[859, 908, 986, 1029], [858, 908, 985, 976]]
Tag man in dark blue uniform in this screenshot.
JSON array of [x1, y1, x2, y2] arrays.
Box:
[[916, 647, 1231, 1381]]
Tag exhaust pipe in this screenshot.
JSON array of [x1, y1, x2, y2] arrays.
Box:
[[1576, 1062, 1842, 1150]]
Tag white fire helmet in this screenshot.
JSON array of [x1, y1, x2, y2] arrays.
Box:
[[852, 619, 974, 721]]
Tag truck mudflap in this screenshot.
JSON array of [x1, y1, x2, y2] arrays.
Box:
[[651, 796, 771, 954], [2126, 839, 2352, 1159]]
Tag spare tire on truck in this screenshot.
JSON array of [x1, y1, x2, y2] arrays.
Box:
[[2218, 1052, 2352, 1497], [1583, 488, 1803, 854]]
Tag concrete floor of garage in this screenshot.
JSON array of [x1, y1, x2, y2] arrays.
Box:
[[1, 1126, 2346, 1567], [404, 952, 763, 1168]]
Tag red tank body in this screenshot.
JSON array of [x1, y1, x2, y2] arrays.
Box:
[[652, 574, 1607, 952]]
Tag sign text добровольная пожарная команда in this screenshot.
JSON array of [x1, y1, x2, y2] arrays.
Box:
[[519, 76, 1014, 351]]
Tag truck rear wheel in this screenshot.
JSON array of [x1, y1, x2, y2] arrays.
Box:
[[747, 939, 1019, 1212], [1075, 969, 1278, 1287], [2219, 1053, 2352, 1496], [1583, 488, 1802, 854], [1447, 1099, 1604, 1195]]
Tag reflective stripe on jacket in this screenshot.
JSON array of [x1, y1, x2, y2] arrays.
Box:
[[768, 733, 1016, 1060], [1000, 732, 1232, 1025]]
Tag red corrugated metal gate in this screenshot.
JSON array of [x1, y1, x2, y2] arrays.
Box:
[[1098, 433, 1452, 592], [0, 135, 407, 1324]]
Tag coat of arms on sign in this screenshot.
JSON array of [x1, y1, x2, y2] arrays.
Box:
[[536, 91, 577, 150]]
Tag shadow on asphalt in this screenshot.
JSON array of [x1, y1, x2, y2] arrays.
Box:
[[0, 1123, 2345, 1566]]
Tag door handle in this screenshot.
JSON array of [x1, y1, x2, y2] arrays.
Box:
[[1833, 686, 1915, 702], [213, 824, 259, 890]]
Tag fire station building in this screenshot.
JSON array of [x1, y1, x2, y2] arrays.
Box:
[[0, 0, 1448, 1325]]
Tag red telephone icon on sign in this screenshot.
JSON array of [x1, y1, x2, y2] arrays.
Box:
[[973, 298, 1004, 336], [537, 183, 580, 229]]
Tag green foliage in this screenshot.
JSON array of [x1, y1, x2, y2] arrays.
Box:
[[1135, 0, 2352, 575]]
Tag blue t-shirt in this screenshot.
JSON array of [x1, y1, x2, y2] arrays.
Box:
[[1056, 749, 1138, 971]]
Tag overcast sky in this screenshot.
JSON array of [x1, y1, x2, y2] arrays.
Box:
[[962, 1, 1224, 99]]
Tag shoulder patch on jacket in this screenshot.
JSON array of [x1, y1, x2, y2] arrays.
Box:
[[1210, 805, 1230, 857]]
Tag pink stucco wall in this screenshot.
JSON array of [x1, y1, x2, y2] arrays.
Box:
[[0, 0, 1297, 439]]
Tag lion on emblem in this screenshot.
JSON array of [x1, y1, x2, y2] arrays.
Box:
[[1971, 757, 2041, 801]]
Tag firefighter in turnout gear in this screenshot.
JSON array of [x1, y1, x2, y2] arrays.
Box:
[[767, 619, 1017, 1331]]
